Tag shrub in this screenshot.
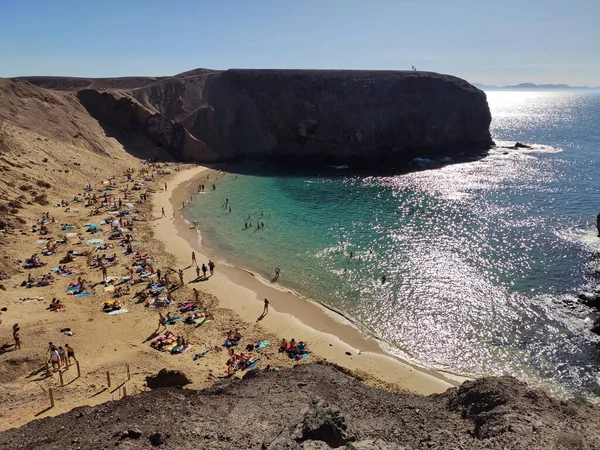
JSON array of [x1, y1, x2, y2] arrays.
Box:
[[33, 194, 49, 205], [35, 179, 51, 189]]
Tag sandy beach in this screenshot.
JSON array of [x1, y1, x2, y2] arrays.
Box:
[[0, 158, 455, 432], [154, 165, 457, 392]]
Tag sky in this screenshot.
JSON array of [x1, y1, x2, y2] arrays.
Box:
[[0, 0, 598, 85]]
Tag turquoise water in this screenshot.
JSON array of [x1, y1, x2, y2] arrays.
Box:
[[186, 91, 600, 399]]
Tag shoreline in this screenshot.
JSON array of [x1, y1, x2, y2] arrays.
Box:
[[153, 165, 460, 394]]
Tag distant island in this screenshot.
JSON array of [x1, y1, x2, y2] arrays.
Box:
[[474, 82, 600, 91]]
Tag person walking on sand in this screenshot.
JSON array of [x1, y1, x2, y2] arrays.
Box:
[[65, 343, 76, 362], [263, 298, 269, 316], [158, 312, 166, 330], [161, 207, 166, 218], [201, 263, 208, 278], [192, 251, 197, 265], [208, 260, 215, 276], [178, 269, 184, 285]]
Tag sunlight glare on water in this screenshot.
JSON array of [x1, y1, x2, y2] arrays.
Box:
[[187, 91, 600, 399]]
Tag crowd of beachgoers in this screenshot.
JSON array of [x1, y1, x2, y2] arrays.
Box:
[[3, 162, 311, 386]]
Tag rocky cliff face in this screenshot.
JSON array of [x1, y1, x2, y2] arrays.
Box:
[[23, 69, 492, 167], [1, 363, 598, 449]]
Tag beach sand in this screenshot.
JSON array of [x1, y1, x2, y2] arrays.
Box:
[[0, 160, 455, 432]]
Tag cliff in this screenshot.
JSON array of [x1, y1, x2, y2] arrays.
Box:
[[22, 69, 493, 167], [1, 363, 598, 449]]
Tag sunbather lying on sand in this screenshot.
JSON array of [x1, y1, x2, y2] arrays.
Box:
[[48, 298, 66, 311]]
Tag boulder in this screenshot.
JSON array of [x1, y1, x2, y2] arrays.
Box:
[[512, 142, 533, 149], [265, 398, 355, 449], [145, 368, 192, 389]]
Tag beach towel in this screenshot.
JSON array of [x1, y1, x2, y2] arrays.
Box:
[[75, 290, 91, 297], [86, 238, 104, 245], [246, 359, 261, 370], [254, 341, 270, 350], [108, 308, 128, 315], [195, 317, 209, 326], [67, 285, 81, 292], [164, 317, 181, 325], [192, 348, 211, 360], [21, 296, 44, 302], [171, 344, 193, 354]]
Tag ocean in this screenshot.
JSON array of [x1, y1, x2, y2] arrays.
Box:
[[185, 91, 600, 399]]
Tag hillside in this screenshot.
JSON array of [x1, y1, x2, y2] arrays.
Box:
[[0, 77, 173, 278], [1, 363, 599, 449]]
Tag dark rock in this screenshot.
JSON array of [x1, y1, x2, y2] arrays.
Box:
[[512, 142, 533, 149], [148, 432, 167, 446], [292, 398, 354, 447], [578, 293, 600, 309], [127, 428, 142, 439], [145, 368, 192, 389], [2, 364, 600, 450], [68, 69, 493, 168], [590, 317, 600, 335]]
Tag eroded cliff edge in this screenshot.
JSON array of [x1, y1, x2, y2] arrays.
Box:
[[23, 69, 493, 167], [1, 364, 598, 449]]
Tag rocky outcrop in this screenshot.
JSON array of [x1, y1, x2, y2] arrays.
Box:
[[25, 69, 493, 167], [145, 368, 192, 389], [76, 89, 217, 162], [2, 363, 599, 449]]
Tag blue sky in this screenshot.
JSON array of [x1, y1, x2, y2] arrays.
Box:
[[1, 0, 598, 85]]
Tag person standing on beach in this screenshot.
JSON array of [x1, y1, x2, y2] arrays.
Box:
[[208, 260, 215, 276], [178, 269, 184, 285], [101, 265, 108, 282], [13, 324, 21, 349], [165, 182, 168, 191], [192, 251, 197, 265], [201, 263, 208, 278], [182, 201, 185, 210], [263, 298, 269, 316], [195, 265, 201, 279], [193, 288, 200, 304], [161, 207, 165, 218]]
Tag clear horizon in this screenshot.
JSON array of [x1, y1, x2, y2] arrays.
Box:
[[1, 0, 598, 86]]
